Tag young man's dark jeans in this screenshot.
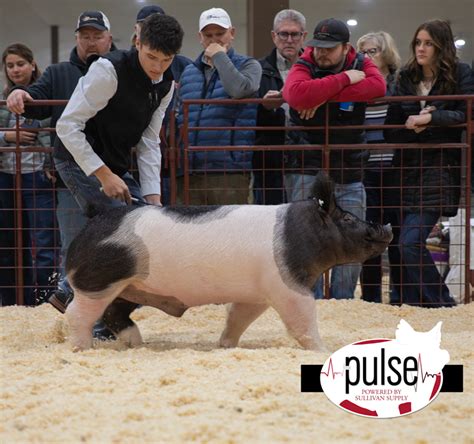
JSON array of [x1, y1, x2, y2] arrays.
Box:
[[55, 159, 143, 213]]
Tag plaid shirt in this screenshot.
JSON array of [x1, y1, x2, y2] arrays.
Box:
[[0, 105, 51, 174]]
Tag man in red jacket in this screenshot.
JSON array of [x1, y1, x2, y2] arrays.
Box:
[[282, 18, 386, 300]]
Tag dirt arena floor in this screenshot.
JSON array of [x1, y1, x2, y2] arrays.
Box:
[[1, 299, 472, 443]]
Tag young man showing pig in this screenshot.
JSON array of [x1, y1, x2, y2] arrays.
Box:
[[283, 18, 386, 300], [50, 14, 183, 325], [56, 13, 183, 210]]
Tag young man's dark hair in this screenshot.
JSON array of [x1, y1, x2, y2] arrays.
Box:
[[139, 14, 184, 55]]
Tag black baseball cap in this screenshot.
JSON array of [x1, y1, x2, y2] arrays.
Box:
[[76, 11, 111, 32], [136, 5, 165, 22], [306, 18, 350, 48]]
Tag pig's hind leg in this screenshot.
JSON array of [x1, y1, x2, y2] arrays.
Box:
[[102, 298, 143, 347], [271, 292, 325, 351], [219, 303, 269, 348]]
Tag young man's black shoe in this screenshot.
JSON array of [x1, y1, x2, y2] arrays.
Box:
[[92, 321, 116, 340], [48, 288, 74, 314]]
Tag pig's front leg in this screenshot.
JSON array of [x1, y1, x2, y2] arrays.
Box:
[[219, 302, 269, 348], [272, 292, 326, 351], [65, 293, 115, 351]]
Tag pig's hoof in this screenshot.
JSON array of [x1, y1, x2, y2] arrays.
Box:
[[117, 324, 143, 347], [70, 338, 93, 352], [218, 337, 238, 348], [69, 335, 92, 352]]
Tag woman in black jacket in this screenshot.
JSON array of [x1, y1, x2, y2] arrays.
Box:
[[384, 19, 473, 307]]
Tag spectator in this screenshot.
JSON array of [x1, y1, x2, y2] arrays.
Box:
[[132, 4, 192, 205], [50, 13, 183, 322], [176, 7, 262, 205], [253, 9, 307, 205], [0, 43, 58, 306], [6, 11, 115, 305], [356, 31, 402, 303], [384, 19, 473, 307], [283, 18, 386, 299]]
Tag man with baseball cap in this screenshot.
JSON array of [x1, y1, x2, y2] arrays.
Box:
[[6, 10, 116, 329], [282, 18, 386, 300], [132, 5, 165, 46], [176, 7, 262, 205], [75, 10, 111, 32]]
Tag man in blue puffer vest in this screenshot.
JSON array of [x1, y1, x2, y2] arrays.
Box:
[[177, 7, 262, 205]]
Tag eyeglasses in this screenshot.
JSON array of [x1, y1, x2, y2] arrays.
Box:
[[361, 48, 380, 57], [276, 31, 304, 41]]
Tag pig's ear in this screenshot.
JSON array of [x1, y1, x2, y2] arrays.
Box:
[[311, 172, 336, 213]]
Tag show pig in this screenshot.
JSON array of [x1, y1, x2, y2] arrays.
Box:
[[65, 173, 393, 351]]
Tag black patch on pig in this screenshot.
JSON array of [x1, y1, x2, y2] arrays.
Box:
[[274, 201, 335, 292], [66, 206, 144, 293], [162, 205, 235, 224], [102, 298, 139, 333]]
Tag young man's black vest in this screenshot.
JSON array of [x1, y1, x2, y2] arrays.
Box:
[[287, 53, 368, 183], [56, 48, 173, 176]]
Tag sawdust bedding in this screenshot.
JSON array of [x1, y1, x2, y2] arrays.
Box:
[[0, 300, 472, 443]]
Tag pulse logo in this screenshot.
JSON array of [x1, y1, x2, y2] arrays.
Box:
[[320, 320, 449, 418]]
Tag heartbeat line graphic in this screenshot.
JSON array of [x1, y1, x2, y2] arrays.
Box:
[[320, 358, 344, 379], [320, 353, 441, 389], [415, 353, 441, 393]]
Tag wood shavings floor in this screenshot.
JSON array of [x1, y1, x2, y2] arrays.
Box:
[[1, 300, 472, 443]]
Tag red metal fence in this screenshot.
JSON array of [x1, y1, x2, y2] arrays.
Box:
[[1, 96, 472, 305]]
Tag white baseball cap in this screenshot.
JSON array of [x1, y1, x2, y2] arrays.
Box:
[[199, 7, 232, 31]]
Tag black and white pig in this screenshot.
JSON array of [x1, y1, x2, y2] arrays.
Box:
[[65, 173, 392, 351]]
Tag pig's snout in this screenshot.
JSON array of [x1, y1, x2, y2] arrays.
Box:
[[382, 223, 393, 243], [365, 222, 393, 244]]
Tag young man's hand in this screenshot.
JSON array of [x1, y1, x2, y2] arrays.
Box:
[[6, 89, 34, 115], [94, 165, 131, 204]]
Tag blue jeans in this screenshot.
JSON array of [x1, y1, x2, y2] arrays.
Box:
[[360, 165, 401, 302], [0, 171, 59, 305], [56, 188, 88, 276], [285, 174, 366, 299], [54, 159, 144, 213], [396, 211, 456, 307]]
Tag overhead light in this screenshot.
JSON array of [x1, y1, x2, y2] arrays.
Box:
[[455, 39, 466, 48], [347, 19, 358, 27]]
